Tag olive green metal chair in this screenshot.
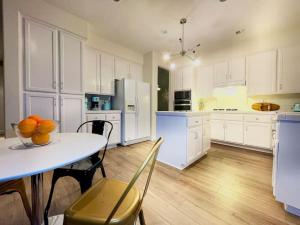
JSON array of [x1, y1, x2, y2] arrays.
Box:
[[0, 179, 32, 223], [63, 137, 164, 225]]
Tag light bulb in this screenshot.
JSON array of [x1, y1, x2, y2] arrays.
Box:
[[170, 63, 176, 70], [163, 53, 171, 61], [194, 58, 201, 66]]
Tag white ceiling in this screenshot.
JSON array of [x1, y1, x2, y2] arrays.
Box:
[[44, 0, 300, 54]]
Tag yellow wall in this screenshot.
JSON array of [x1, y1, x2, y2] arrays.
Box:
[[197, 86, 300, 112]]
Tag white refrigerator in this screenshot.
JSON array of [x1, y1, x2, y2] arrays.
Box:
[[113, 79, 151, 145]]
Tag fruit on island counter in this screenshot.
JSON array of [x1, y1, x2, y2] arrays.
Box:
[[18, 114, 56, 145]]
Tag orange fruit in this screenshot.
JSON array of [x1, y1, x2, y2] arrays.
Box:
[[28, 114, 43, 123], [37, 120, 56, 134], [31, 133, 50, 145], [20, 131, 34, 138], [18, 119, 37, 135]]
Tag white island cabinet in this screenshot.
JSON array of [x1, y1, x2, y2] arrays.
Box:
[[156, 112, 210, 170]]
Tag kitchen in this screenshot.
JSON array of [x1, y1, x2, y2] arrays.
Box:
[[1, 0, 300, 225]]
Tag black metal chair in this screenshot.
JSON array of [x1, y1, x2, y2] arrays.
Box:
[[44, 120, 113, 225]]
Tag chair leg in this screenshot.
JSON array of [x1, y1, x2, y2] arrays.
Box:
[[79, 176, 93, 194], [44, 172, 61, 225], [15, 181, 32, 224], [139, 209, 146, 225], [100, 164, 106, 178]]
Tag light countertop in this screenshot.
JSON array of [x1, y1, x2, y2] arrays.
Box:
[[156, 111, 210, 117], [86, 110, 121, 114]]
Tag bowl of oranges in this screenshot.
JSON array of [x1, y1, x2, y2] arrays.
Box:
[[11, 115, 57, 147]]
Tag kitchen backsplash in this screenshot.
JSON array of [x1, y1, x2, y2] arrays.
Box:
[[196, 86, 300, 112]]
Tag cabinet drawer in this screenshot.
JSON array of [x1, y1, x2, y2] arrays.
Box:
[[86, 114, 106, 121], [211, 113, 243, 121], [244, 114, 273, 123], [106, 113, 120, 121], [187, 117, 202, 127]]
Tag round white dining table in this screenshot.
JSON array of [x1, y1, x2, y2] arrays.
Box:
[[0, 133, 107, 225]]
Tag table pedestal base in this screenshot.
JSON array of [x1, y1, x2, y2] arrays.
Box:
[[31, 174, 44, 225]]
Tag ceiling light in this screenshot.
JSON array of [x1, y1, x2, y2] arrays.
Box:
[[163, 53, 171, 61], [164, 18, 201, 63], [193, 59, 201, 66], [219, 0, 227, 2], [170, 63, 176, 70]]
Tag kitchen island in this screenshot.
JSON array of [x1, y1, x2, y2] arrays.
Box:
[[156, 111, 210, 170]]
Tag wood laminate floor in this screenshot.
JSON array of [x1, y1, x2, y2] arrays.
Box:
[[1, 142, 300, 225]]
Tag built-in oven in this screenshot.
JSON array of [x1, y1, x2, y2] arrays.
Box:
[[174, 90, 192, 111]]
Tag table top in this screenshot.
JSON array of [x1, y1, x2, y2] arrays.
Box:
[[0, 133, 107, 182]]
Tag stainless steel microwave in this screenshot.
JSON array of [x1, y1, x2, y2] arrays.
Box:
[[174, 90, 192, 111]]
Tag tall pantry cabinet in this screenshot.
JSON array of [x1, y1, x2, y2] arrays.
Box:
[[23, 17, 84, 132]]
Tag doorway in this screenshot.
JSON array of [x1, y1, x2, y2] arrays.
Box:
[[157, 67, 169, 111]]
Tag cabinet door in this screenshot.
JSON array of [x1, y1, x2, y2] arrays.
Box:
[[228, 57, 246, 85], [84, 47, 99, 93], [25, 92, 59, 121], [244, 122, 272, 149], [59, 32, 83, 94], [100, 52, 115, 95], [187, 126, 203, 163], [172, 70, 182, 91], [106, 120, 121, 145], [115, 57, 130, 80], [182, 66, 194, 90], [60, 95, 84, 132], [277, 45, 300, 94], [214, 62, 228, 87], [211, 119, 225, 141], [203, 118, 211, 152], [136, 82, 150, 139], [224, 121, 244, 144], [195, 65, 214, 98], [124, 113, 136, 141], [24, 19, 58, 93], [130, 63, 143, 81], [246, 50, 277, 96]]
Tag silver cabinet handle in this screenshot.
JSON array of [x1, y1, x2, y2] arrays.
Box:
[[60, 82, 64, 90], [279, 83, 283, 90], [53, 81, 57, 89]]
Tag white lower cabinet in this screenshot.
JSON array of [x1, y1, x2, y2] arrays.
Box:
[[211, 119, 225, 141], [60, 95, 84, 133], [157, 113, 210, 170], [187, 126, 203, 163], [224, 121, 244, 144], [203, 117, 211, 152], [244, 122, 272, 149], [86, 112, 121, 146], [211, 113, 274, 151]]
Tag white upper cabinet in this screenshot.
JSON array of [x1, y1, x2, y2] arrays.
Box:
[[24, 18, 58, 93], [214, 61, 228, 87], [214, 57, 245, 87], [25, 92, 59, 121], [59, 32, 83, 94], [100, 52, 115, 95], [60, 95, 84, 133], [277, 45, 300, 94], [115, 57, 130, 80], [246, 50, 277, 96], [172, 66, 194, 91], [173, 69, 183, 91], [195, 65, 214, 98], [228, 57, 246, 85], [84, 47, 99, 93], [130, 63, 143, 81], [182, 66, 194, 90]]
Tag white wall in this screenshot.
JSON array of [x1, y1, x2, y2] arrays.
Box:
[[143, 51, 158, 140], [0, 66, 4, 134], [86, 25, 143, 64], [2, 0, 144, 137]]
